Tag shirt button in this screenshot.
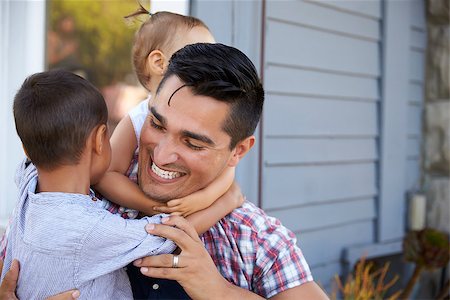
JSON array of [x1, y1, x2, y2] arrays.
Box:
[[152, 284, 159, 290]]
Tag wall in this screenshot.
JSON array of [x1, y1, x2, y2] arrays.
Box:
[[261, 0, 382, 289], [0, 1, 46, 229], [424, 0, 449, 235], [418, 0, 450, 297]]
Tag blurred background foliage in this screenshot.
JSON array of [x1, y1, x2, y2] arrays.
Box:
[[47, 0, 145, 87]]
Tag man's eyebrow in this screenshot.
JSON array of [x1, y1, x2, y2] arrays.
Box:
[[150, 107, 166, 126], [181, 130, 216, 146], [150, 106, 215, 146]]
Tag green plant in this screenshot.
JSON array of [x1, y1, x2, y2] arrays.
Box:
[[401, 228, 450, 299], [331, 256, 402, 300], [48, 0, 140, 87]]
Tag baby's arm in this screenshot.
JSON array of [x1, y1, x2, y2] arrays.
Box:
[[94, 115, 160, 216], [184, 181, 244, 235], [155, 167, 235, 217]]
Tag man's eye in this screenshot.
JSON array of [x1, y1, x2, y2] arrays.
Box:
[[186, 141, 203, 151], [150, 118, 164, 130]]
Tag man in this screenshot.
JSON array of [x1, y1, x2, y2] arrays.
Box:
[[126, 43, 329, 299]]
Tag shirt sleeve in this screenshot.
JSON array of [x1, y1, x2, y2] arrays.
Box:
[[2, 159, 38, 259], [77, 211, 176, 283], [253, 220, 314, 298]]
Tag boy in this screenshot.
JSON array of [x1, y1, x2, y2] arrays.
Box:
[[0, 70, 177, 299]]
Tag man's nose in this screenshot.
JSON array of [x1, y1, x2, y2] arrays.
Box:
[[153, 137, 179, 166]]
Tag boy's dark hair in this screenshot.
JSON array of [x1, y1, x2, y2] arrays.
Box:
[[158, 43, 264, 149], [13, 70, 108, 170]]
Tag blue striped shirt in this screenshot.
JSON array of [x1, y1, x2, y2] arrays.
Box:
[[0, 159, 176, 299]]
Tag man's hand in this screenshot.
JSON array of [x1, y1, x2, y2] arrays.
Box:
[[46, 290, 80, 300], [0, 259, 80, 300], [133, 216, 263, 300]]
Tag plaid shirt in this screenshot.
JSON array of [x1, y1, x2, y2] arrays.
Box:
[[125, 151, 313, 298]]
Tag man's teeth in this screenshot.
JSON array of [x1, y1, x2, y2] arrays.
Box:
[[151, 163, 182, 180]]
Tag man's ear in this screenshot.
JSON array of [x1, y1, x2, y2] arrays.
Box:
[[93, 124, 108, 155], [147, 50, 168, 76], [228, 136, 255, 167]]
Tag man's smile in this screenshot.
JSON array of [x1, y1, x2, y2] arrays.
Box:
[[151, 162, 184, 180]]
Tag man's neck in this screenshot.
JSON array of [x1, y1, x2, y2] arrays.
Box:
[[36, 164, 90, 195]]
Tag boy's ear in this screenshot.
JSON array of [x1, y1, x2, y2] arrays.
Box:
[[147, 50, 168, 76], [93, 124, 108, 155], [228, 136, 255, 167]]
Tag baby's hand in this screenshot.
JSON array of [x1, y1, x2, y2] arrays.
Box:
[[228, 181, 245, 209], [153, 196, 207, 217]]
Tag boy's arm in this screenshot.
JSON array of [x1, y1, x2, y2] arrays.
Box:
[[94, 115, 160, 216], [78, 212, 176, 283], [185, 181, 244, 235]]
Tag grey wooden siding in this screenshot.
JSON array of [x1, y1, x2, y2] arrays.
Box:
[[262, 0, 382, 289], [406, 0, 426, 191], [193, 0, 426, 294]]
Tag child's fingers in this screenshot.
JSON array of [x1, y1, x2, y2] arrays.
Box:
[[153, 206, 177, 214], [170, 211, 182, 216], [167, 199, 182, 207]]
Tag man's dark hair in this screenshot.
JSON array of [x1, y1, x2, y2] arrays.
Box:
[[158, 43, 264, 149], [13, 70, 108, 170]]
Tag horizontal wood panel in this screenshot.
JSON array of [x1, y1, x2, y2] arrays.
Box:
[[262, 163, 377, 209], [410, 28, 426, 50], [408, 82, 424, 103], [264, 138, 377, 165], [266, 0, 380, 40], [264, 94, 378, 136], [265, 65, 379, 100], [268, 197, 376, 232], [405, 158, 420, 190], [407, 137, 421, 158], [409, 50, 425, 82], [266, 19, 380, 76], [192, 1, 232, 45], [308, 0, 381, 19], [407, 105, 422, 136], [297, 220, 374, 266]]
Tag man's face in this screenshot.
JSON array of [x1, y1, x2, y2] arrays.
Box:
[[138, 76, 236, 202]]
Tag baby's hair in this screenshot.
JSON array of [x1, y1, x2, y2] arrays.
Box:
[[13, 70, 108, 170], [125, 4, 209, 91]]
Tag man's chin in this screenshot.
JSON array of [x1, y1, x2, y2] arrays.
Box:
[[142, 190, 172, 203]]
